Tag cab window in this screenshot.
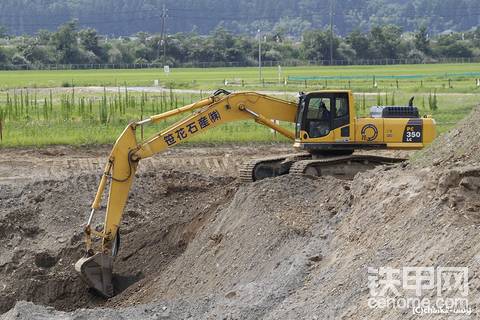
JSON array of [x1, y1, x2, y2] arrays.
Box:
[[335, 97, 348, 118], [306, 97, 332, 138]]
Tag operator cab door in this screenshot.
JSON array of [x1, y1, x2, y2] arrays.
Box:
[[296, 92, 351, 142]]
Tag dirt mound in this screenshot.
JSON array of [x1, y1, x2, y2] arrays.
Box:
[[413, 105, 480, 167], [0, 171, 234, 314], [2, 174, 351, 319], [2, 160, 480, 319], [108, 175, 350, 312]]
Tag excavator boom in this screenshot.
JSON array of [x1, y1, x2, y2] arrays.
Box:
[[75, 90, 298, 297]]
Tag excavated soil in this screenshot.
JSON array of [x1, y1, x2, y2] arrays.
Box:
[[1, 107, 480, 319], [0, 170, 235, 314]]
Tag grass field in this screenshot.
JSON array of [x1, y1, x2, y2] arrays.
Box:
[[0, 88, 477, 147], [0, 63, 479, 92], [0, 63, 478, 147]]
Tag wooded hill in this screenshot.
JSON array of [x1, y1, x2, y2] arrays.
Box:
[[0, 0, 479, 36]]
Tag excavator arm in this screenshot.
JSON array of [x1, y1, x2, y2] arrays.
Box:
[[75, 90, 298, 297]]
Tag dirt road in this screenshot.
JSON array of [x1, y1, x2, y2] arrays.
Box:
[[6, 86, 479, 98], [0, 144, 294, 185]]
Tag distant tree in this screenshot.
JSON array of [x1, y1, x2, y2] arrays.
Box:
[[78, 49, 101, 63], [107, 47, 123, 64], [0, 26, 8, 38], [407, 49, 427, 62], [50, 21, 80, 64], [146, 35, 163, 62], [437, 42, 473, 58], [369, 25, 402, 59], [36, 29, 52, 45], [346, 30, 370, 59], [17, 39, 55, 65], [136, 32, 149, 45], [79, 28, 104, 59], [272, 40, 301, 61], [470, 27, 480, 47], [165, 35, 191, 64], [133, 43, 152, 62], [264, 48, 282, 61], [116, 42, 136, 64], [0, 47, 7, 64], [337, 42, 356, 61], [302, 29, 338, 61], [414, 25, 430, 54], [208, 27, 248, 62]]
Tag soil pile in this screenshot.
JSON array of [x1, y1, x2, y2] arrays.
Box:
[[0, 171, 234, 314], [413, 105, 480, 167], [2, 175, 350, 319]]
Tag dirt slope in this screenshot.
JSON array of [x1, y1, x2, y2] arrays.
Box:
[[2, 107, 480, 319], [0, 171, 235, 313], [413, 105, 480, 167]]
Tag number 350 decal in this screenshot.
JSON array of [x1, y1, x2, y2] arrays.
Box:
[[403, 125, 423, 142]]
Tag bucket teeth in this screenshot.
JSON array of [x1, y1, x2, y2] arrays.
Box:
[[75, 253, 114, 297]]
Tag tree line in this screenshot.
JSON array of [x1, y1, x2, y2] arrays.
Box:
[[0, 22, 479, 68]]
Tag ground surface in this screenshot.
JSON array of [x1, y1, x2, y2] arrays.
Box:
[[1, 107, 480, 319]]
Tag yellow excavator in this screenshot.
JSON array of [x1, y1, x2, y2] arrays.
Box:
[[75, 89, 436, 297]]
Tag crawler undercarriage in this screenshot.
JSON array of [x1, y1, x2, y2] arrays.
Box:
[[239, 153, 405, 182]]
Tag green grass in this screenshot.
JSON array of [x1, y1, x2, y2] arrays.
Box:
[[0, 89, 296, 147], [0, 63, 478, 147], [0, 63, 480, 92], [1, 121, 290, 146], [0, 88, 477, 148]]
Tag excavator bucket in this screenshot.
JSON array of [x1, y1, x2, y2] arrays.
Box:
[[75, 253, 114, 297]]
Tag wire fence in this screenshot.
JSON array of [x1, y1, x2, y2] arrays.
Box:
[[0, 57, 479, 71]]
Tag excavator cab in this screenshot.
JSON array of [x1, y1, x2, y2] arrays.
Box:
[[296, 91, 353, 154], [295, 90, 436, 154]]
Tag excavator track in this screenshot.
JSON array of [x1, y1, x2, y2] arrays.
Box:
[[289, 155, 406, 179], [239, 153, 310, 183]]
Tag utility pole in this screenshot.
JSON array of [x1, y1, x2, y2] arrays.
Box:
[[161, 4, 167, 66], [329, 0, 335, 65], [258, 29, 262, 82]]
